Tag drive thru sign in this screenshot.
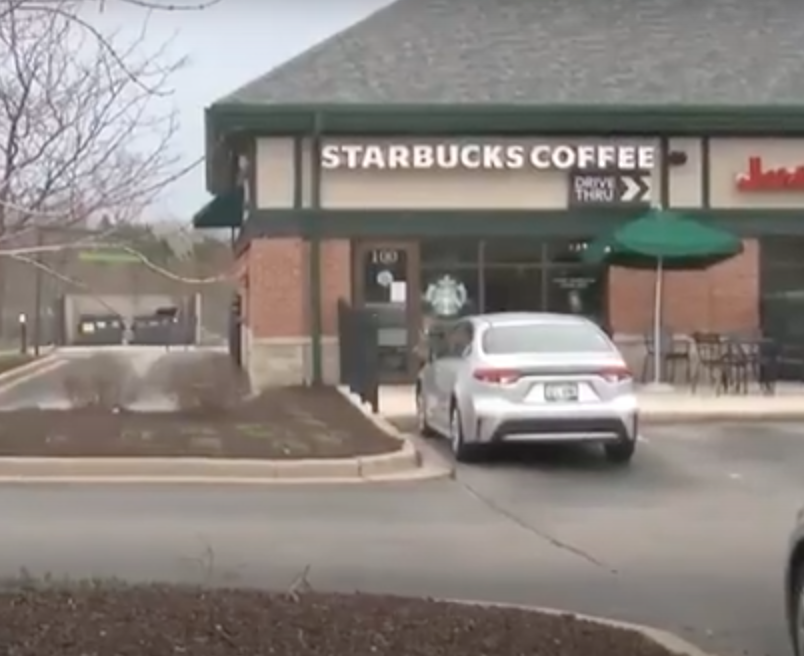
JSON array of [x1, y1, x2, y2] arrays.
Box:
[[568, 171, 652, 207]]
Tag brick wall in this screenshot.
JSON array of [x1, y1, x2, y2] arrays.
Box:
[[608, 239, 759, 335]]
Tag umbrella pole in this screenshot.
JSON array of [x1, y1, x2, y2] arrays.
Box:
[[653, 256, 663, 384]]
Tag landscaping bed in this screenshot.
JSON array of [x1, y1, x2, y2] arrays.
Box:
[[0, 585, 681, 656], [0, 353, 400, 459]]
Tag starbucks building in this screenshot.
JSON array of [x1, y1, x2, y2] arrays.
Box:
[[193, 0, 804, 389]]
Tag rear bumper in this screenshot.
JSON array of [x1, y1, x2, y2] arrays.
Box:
[[468, 396, 638, 444]]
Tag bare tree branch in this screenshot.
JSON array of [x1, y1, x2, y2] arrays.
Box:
[[9, 251, 125, 317], [0, 0, 199, 235], [1, 239, 232, 284]]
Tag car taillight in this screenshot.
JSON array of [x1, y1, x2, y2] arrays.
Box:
[[598, 365, 631, 382], [473, 368, 521, 385]]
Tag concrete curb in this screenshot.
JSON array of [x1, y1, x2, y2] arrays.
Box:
[[447, 599, 714, 656], [337, 386, 454, 480], [0, 353, 58, 390], [0, 448, 424, 484]]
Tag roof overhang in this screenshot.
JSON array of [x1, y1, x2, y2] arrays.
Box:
[[204, 103, 804, 193]]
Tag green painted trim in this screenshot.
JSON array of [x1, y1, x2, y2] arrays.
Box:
[[308, 114, 324, 385], [191, 188, 244, 229], [700, 137, 711, 208], [236, 208, 804, 242], [658, 136, 669, 208], [293, 137, 303, 208], [208, 103, 804, 138], [243, 209, 643, 240]]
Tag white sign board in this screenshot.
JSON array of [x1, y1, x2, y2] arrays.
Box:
[[321, 143, 655, 172]]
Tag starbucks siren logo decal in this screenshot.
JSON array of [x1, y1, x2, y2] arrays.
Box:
[[424, 275, 468, 317]]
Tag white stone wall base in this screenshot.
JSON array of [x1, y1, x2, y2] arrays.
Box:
[[243, 331, 340, 389]]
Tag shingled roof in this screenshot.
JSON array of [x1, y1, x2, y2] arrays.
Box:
[[218, 0, 804, 107]]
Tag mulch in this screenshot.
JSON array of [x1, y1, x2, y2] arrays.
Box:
[[0, 386, 400, 459], [0, 585, 681, 656]]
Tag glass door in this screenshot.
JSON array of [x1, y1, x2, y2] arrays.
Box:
[[353, 241, 420, 382]]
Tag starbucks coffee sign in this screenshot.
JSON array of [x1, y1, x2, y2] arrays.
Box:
[[320, 143, 655, 172]]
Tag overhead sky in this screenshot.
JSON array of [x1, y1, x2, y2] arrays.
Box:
[[93, 0, 391, 221]]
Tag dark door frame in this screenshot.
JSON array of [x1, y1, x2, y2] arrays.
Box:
[[352, 240, 421, 383]]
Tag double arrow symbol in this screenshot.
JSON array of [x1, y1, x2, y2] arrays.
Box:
[[618, 174, 651, 202]]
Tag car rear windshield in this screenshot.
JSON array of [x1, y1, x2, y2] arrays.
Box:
[[481, 322, 613, 355]]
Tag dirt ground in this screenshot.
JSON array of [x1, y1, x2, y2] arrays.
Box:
[[0, 585, 680, 656], [0, 353, 34, 375], [0, 386, 401, 459]]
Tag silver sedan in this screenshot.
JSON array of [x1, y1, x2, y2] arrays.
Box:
[[415, 312, 639, 464]]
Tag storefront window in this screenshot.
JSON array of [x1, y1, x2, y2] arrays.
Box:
[[545, 239, 593, 264], [484, 238, 547, 265], [546, 265, 607, 326], [483, 266, 543, 313], [420, 238, 479, 267], [420, 268, 480, 320], [760, 237, 804, 350], [355, 238, 610, 382]]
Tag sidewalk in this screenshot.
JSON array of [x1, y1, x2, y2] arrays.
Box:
[[378, 384, 804, 423]]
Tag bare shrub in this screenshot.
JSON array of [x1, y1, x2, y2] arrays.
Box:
[[163, 354, 247, 414], [61, 354, 140, 410]]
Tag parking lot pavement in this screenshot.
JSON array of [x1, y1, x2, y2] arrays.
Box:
[[0, 348, 212, 410], [0, 354, 74, 409], [392, 417, 804, 656]]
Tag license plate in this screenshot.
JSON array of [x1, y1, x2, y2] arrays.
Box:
[[544, 383, 578, 402]]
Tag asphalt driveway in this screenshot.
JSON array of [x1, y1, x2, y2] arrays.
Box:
[[0, 420, 800, 656]]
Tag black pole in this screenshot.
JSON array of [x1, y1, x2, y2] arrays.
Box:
[[32, 226, 43, 356], [19, 318, 27, 355]]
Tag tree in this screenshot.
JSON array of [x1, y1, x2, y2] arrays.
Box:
[[0, 1, 185, 232], [0, 0, 221, 333]]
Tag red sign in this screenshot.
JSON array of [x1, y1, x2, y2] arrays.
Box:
[[737, 156, 804, 192]]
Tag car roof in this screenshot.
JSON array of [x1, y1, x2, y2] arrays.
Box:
[[467, 312, 595, 327]]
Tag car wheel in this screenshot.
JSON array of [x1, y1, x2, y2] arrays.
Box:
[[449, 405, 482, 463], [604, 439, 636, 465], [415, 386, 438, 438], [793, 564, 804, 656]]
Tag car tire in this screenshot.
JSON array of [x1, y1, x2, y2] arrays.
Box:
[[604, 439, 636, 465], [449, 405, 483, 463], [792, 562, 804, 656], [415, 386, 438, 438]]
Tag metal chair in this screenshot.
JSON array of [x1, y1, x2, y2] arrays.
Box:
[[691, 332, 728, 393], [642, 330, 692, 383]]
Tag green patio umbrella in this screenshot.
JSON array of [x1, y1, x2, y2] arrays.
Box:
[[583, 209, 743, 385]]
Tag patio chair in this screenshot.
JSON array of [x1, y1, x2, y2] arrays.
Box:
[[641, 330, 692, 384], [691, 332, 729, 393]]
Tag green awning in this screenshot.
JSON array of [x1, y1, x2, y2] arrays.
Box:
[[192, 188, 244, 229], [582, 209, 743, 269]]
